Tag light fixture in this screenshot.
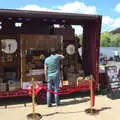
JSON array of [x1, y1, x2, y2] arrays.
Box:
[[15, 22, 22, 27], [54, 24, 60, 28]]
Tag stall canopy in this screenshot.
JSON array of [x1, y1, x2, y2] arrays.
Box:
[[0, 9, 102, 85]]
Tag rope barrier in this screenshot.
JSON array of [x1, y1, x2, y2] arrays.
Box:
[[40, 84, 89, 95]]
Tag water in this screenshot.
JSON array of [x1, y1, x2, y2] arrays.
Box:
[[100, 47, 120, 57]]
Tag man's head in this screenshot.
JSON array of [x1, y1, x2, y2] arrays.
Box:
[[49, 48, 56, 55]]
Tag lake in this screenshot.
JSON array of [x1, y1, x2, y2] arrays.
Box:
[[100, 47, 120, 57]]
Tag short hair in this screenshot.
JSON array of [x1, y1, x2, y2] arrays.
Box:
[[49, 48, 56, 54]]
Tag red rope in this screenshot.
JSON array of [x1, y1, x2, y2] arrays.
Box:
[[0, 82, 89, 98], [41, 84, 89, 95]]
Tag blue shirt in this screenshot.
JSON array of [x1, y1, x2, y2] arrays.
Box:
[[45, 55, 61, 77]]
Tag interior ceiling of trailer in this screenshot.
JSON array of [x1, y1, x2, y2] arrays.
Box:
[[0, 9, 101, 25]]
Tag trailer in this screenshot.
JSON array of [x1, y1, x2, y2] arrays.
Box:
[[0, 9, 102, 105]]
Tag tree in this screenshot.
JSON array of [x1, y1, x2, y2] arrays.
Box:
[[100, 32, 113, 47], [110, 33, 120, 47], [77, 34, 83, 45], [77, 32, 120, 47]]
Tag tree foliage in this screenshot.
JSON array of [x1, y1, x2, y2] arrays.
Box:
[[76, 32, 120, 47], [100, 32, 120, 47], [77, 32, 120, 47]]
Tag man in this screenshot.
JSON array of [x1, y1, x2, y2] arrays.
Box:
[[44, 48, 64, 107], [113, 49, 119, 62]]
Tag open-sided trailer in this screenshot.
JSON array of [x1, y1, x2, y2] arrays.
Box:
[[0, 9, 102, 105]]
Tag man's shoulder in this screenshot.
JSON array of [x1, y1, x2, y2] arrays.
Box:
[[45, 56, 51, 63], [45, 55, 55, 61], [55, 54, 64, 59]]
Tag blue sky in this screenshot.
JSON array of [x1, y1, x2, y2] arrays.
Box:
[[0, 0, 120, 34]]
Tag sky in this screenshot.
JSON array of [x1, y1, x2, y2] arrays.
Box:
[[0, 0, 120, 35]]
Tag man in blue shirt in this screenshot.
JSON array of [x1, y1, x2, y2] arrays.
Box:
[[44, 48, 64, 107]]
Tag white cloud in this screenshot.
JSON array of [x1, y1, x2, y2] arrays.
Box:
[[102, 16, 114, 25], [19, 1, 97, 14], [115, 3, 120, 13], [56, 1, 97, 14], [19, 4, 53, 11], [110, 18, 120, 28], [102, 16, 120, 32]]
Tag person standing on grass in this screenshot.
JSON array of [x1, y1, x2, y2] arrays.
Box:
[[44, 48, 64, 107]]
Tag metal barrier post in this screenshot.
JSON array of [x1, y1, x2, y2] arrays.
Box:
[[26, 77, 42, 120]]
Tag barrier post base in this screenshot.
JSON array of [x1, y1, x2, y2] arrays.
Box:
[[27, 113, 42, 120], [85, 108, 99, 115]]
